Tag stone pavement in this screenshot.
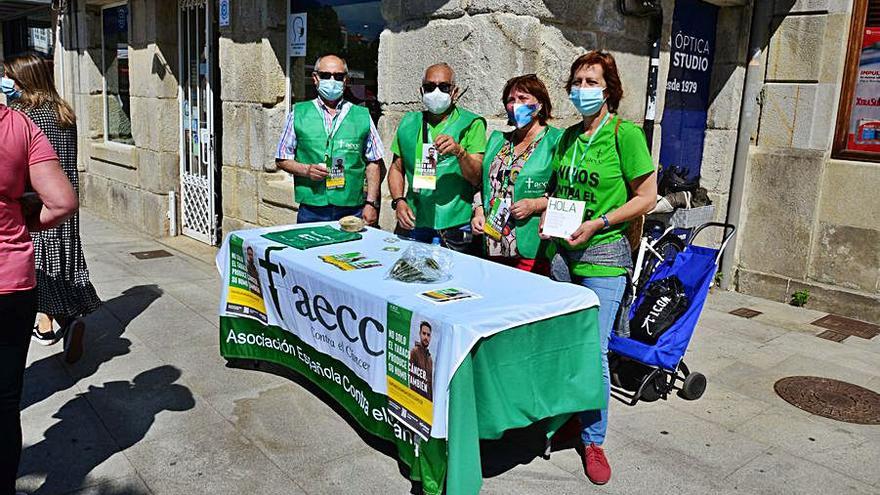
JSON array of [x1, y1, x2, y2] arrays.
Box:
[[17, 210, 880, 495]]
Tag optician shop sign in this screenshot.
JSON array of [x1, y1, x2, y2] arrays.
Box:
[[658, 0, 719, 183]]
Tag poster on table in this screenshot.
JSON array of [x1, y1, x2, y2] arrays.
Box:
[[658, 0, 718, 183], [224, 235, 268, 323], [846, 26, 880, 153], [385, 304, 439, 440]]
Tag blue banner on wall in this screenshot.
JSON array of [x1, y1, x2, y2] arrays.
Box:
[[658, 0, 719, 184]]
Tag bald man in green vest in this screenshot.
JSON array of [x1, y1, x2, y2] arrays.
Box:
[[276, 54, 386, 225], [387, 63, 487, 251]]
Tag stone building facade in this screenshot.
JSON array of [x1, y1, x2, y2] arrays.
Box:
[[21, 0, 879, 322]]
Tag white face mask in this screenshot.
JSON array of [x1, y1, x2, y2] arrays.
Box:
[[422, 88, 452, 115]]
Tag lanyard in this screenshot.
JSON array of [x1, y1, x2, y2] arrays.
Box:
[[323, 101, 346, 157], [497, 127, 548, 197], [568, 112, 611, 184]]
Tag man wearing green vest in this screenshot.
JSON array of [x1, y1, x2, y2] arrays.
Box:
[[387, 63, 487, 251], [275, 54, 386, 225]]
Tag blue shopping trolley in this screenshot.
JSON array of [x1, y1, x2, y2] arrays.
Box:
[[609, 222, 736, 405]]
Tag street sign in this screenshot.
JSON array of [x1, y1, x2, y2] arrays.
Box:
[[219, 0, 230, 28], [288, 12, 307, 57]]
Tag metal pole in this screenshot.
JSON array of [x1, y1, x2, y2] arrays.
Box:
[[719, 0, 772, 290], [643, 16, 662, 151]]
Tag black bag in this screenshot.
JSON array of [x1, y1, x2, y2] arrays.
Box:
[[630, 276, 689, 344], [659, 166, 699, 195]]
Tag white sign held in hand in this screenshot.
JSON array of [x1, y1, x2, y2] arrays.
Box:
[[542, 197, 586, 239]]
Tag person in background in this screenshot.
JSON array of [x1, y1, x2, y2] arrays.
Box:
[[471, 74, 561, 273], [387, 63, 487, 252], [540, 51, 657, 486], [0, 101, 78, 495], [275, 54, 386, 225], [3, 54, 101, 363]]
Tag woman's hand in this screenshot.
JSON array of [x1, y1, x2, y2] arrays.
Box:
[[538, 209, 551, 240], [567, 219, 604, 247], [471, 206, 486, 235], [510, 198, 537, 220]]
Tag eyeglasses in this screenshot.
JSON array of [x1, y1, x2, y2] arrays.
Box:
[[422, 82, 454, 93], [316, 71, 347, 81]]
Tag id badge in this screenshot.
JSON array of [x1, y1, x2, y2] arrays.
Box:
[[483, 197, 511, 241], [413, 144, 438, 191], [326, 155, 346, 189]]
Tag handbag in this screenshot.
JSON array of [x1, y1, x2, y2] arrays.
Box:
[[630, 275, 688, 344]]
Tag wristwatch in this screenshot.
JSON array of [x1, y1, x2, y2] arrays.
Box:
[[391, 197, 407, 210], [364, 200, 380, 210]]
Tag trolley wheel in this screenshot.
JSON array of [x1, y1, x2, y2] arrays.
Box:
[[679, 372, 707, 400], [638, 371, 668, 402]]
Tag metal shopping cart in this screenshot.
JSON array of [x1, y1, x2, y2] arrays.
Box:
[[609, 222, 736, 405]]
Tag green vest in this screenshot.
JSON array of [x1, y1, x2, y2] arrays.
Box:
[[397, 108, 485, 230], [482, 126, 562, 259], [292, 100, 371, 207]]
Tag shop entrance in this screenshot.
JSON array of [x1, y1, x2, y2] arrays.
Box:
[[178, 0, 220, 244]]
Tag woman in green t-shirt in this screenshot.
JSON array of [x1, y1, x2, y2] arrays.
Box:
[[539, 51, 657, 486], [471, 74, 561, 273]]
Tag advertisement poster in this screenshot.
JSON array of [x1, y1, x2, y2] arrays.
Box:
[[224, 235, 268, 323], [658, 0, 719, 183], [846, 26, 880, 153], [386, 304, 436, 440]]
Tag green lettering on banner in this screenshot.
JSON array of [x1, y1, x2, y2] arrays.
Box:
[[219, 316, 447, 495], [386, 303, 413, 386]]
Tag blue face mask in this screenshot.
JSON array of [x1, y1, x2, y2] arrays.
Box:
[[1, 77, 22, 100], [317, 78, 344, 102], [507, 103, 540, 129], [569, 86, 605, 116]]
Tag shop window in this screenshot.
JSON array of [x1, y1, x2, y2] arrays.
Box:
[[833, 0, 880, 161], [285, 0, 384, 122], [101, 3, 133, 145]]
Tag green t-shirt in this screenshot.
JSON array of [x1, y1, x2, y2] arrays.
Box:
[[390, 107, 488, 157], [550, 116, 655, 277]]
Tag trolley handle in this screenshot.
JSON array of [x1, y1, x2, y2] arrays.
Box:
[[688, 222, 737, 263]]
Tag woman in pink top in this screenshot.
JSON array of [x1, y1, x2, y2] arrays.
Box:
[[0, 102, 78, 495]]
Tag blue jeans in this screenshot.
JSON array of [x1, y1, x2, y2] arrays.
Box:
[[578, 275, 627, 446], [296, 204, 363, 224]]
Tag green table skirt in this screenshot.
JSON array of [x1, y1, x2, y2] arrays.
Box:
[[220, 306, 603, 494]]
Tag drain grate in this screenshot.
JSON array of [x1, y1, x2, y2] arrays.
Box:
[[774, 376, 880, 425], [730, 307, 762, 319], [811, 315, 880, 340], [131, 249, 173, 260], [816, 330, 848, 343]]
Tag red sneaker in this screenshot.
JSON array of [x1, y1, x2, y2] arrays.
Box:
[[583, 443, 611, 485]]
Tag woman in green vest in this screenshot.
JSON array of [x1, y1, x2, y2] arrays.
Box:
[[471, 74, 561, 273], [540, 51, 657, 486]]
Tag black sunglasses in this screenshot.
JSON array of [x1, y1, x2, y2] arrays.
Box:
[[422, 82, 454, 93], [316, 71, 347, 81]]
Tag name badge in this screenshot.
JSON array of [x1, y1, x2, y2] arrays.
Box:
[[413, 144, 438, 191], [483, 197, 511, 241], [326, 155, 345, 189], [541, 197, 586, 239]]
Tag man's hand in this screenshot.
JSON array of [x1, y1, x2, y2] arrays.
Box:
[[396, 201, 416, 230], [434, 134, 464, 158], [568, 219, 604, 247], [363, 204, 379, 226], [306, 163, 330, 180], [510, 198, 538, 220], [471, 206, 486, 235]]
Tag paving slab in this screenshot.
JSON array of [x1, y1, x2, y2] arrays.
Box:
[[723, 447, 878, 495]]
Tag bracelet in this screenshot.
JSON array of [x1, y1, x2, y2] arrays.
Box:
[[391, 197, 407, 210], [600, 214, 610, 229], [364, 200, 380, 210]]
